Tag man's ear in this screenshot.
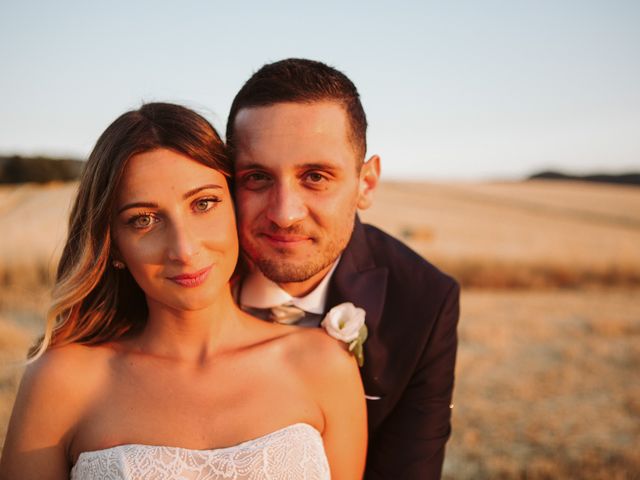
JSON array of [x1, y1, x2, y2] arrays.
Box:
[[357, 155, 381, 210]]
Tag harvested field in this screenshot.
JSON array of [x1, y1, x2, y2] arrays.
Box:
[[0, 182, 76, 291], [361, 180, 640, 288], [443, 289, 640, 479], [1, 180, 639, 477], [2, 180, 639, 290]]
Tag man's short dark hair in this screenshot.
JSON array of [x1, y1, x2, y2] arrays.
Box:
[[226, 58, 368, 161]]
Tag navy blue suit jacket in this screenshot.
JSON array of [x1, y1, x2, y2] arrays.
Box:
[[326, 218, 460, 479]]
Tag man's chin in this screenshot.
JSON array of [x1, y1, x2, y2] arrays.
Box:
[[254, 258, 329, 284]]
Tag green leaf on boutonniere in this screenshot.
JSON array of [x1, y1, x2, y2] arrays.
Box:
[[348, 324, 368, 367]]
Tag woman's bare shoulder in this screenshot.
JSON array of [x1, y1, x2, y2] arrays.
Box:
[[1, 343, 115, 473], [18, 343, 114, 410], [284, 328, 359, 382], [284, 328, 366, 446], [238, 316, 360, 386], [26, 342, 112, 379]]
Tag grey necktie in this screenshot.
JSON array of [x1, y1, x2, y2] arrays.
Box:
[[242, 303, 324, 328], [269, 303, 306, 324]]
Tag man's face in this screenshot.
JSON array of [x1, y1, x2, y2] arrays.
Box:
[[233, 101, 376, 295]]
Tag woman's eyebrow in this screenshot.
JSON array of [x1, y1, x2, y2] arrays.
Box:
[[117, 201, 157, 215], [117, 185, 223, 214], [183, 184, 223, 199]]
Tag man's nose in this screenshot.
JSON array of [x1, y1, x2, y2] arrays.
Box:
[[166, 221, 199, 263], [265, 184, 307, 228]]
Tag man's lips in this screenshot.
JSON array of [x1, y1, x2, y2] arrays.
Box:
[[261, 233, 313, 246], [167, 265, 212, 287]]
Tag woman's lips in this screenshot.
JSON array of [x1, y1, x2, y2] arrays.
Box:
[[167, 265, 212, 287]]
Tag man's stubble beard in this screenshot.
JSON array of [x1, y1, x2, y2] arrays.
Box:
[[242, 218, 356, 284], [248, 238, 343, 283]]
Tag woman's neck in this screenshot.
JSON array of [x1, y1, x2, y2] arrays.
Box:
[[133, 285, 247, 365]]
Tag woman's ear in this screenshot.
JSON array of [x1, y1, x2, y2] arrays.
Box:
[[110, 242, 126, 269], [357, 155, 381, 210]]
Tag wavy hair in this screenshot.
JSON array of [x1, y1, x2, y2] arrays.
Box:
[[29, 102, 230, 360]]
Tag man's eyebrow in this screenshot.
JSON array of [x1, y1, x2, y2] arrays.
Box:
[[117, 185, 223, 214], [235, 162, 339, 172], [234, 162, 268, 172], [297, 162, 339, 171]]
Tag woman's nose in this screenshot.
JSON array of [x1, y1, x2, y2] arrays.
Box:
[[166, 221, 199, 263]]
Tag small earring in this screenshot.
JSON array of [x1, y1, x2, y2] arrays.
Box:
[[112, 260, 125, 270]]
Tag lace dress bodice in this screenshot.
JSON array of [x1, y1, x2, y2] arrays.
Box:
[[70, 423, 330, 479]]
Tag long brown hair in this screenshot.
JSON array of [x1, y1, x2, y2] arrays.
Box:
[[30, 102, 230, 359]]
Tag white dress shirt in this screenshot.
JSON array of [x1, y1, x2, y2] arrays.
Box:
[[239, 258, 341, 316]]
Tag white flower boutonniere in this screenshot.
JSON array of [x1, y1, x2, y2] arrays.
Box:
[[321, 302, 368, 367]]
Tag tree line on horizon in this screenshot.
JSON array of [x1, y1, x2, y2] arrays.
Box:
[[1, 155, 638, 186], [0, 155, 84, 184], [528, 170, 640, 187]]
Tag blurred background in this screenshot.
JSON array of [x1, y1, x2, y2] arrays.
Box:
[[1, 1, 639, 478]]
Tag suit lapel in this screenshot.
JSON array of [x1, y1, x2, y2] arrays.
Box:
[[327, 217, 389, 394]]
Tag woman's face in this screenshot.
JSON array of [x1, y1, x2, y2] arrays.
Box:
[[112, 147, 238, 313]]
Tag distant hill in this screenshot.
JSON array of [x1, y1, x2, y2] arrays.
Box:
[[0, 155, 84, 184], [528, 170, 640, 187]]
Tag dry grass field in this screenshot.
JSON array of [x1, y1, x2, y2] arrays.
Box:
[[444, 289, 639, 479], [361, 180, 640, 288], [0, 182, 76, 290], [1, 180, 639, 478]]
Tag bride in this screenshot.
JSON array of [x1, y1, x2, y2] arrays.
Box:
[[0, 103, 367, 479]]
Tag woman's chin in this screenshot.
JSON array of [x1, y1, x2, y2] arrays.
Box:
[[145, 284, 228, 314]]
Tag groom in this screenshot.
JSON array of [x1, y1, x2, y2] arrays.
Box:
[[226, 58, 460, 479]]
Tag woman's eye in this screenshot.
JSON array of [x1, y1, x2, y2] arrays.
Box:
[[129, 214, 156, 229], [194, 198, 220, 212]]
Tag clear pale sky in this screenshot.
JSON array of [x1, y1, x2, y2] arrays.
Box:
[[1, 0, 638, 180]]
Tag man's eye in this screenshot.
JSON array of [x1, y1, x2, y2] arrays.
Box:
[[247, 172, 269, 182], [193, 197, 221, 212], [240, 172, 271, 189], [304, 172, 327, 184]]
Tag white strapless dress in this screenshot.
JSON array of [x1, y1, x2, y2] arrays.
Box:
[[70, 423, 330, 479]]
